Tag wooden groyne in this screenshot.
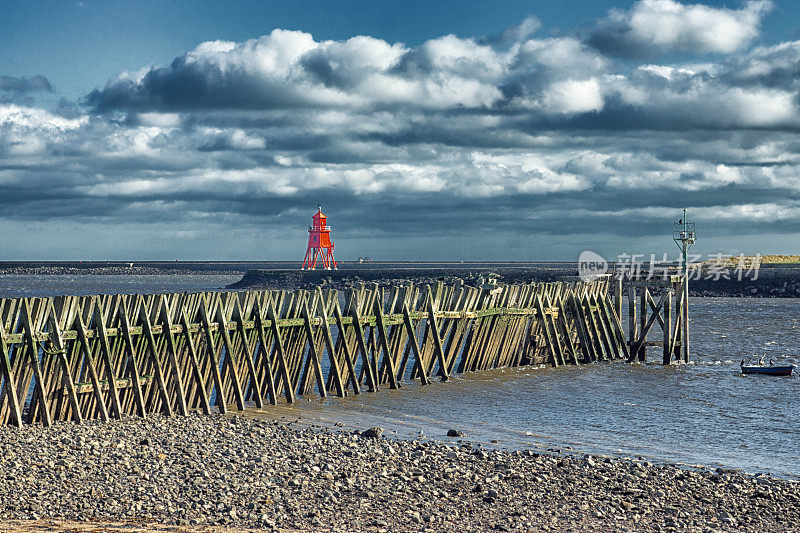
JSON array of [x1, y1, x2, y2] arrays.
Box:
[[0, 279, 627, 426]]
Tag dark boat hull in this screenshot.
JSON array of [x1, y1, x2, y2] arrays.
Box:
[[741, 365, 794, 376]]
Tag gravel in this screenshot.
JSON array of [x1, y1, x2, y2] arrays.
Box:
[[1, 413, 798, 532]]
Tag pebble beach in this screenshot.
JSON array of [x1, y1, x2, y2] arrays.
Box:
[[1, 413, 798, 532]]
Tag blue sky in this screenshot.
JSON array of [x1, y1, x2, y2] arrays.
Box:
[[2, 0, 800, 260], [5, 0, 797, 100]]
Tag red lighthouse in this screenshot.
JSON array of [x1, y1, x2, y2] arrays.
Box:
[[301, 205, 337, 270]]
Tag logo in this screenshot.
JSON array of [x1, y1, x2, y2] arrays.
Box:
[[578, 250, 608, 281]]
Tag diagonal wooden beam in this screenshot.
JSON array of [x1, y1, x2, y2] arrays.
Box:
[[138, 305, 173, 416], [157, 297, 189, 416], [232, 299, 264, 408], [350, 305, 378, 393], [267, 300, 295, 403], [0, 309, 23, 427], [534, 295, 559, 367], [20, 300, 52, 426], [254, 302, 278, 405], [316, 288, 345, 397], [402, 302, 429, 385], [92, 304, 123, 419], [628, 292, 669, 362], [333, 302, 360, 394], [373, 296, 400, 389], [301, 301, 328, 398], [117, 300, 146, 417], [198, 297, 227, 413], [426, 286, 449, 381], [214, 304, 245, 411], [75, 310, 110, 422], [45, 303, 82, 423]]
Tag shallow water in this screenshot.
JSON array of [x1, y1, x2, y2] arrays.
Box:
[[0, 274, 239, 298], [259, 297, 800, 478], [1, 277, 798, 477]]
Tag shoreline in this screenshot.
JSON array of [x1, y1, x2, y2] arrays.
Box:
[[2, 261, 800, 298], [0, 414, 797, 532]]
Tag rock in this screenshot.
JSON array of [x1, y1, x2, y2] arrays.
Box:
[[447, 429, 464, 437], [360, 427, 383, 439]]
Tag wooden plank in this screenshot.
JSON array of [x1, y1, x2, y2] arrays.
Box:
[[232, 300, 264, 407], [401, 302, 429, 386], [426, 287, 450, 381], [267, 300, 295, 403], [0, 307, 23, 426], [543, 294, 566, 366], [663, 291, 673, 365], [600, 293, 630, 361], [333, 301, 360, 394], [613, 277, 622, 320], [373, 296, 400, 389], [92, 304, 123, 419], [639, 288, 648, 362], [253, 302, 278, 405], [179, 309, 211, 414], [315, 289, 345, 397], [350, 304, 378, 392], [45, 302, 82, 423], [198, 297, 228, 413], [138, 305, 173, 417], [75, 311, 110, 422], [569, 294, 593, 363], [626, 287, 638, 363], [117, 300, 147, 417], [533, 296, 558, 366], [300, 301, 327, 398], [630, 292, 669, 358], [591, 293, 618, 360]]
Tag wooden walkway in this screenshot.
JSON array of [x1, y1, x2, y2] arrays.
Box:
[[0, 279, 627, 426]]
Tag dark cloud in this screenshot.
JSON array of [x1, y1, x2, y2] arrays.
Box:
[[0, 75, 52, 93]]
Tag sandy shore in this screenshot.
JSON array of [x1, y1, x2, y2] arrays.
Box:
[[0, 414, 798, 532]]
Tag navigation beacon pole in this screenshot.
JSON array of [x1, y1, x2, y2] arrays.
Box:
[[673, 209, 695, 363]]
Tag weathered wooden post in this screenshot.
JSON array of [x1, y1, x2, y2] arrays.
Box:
[[662, 291, 672, 365], [639, 287, 648, 362], [628, 286, 637, 360]]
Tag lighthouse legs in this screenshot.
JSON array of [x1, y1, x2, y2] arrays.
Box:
[[300, 247, 336, 270]]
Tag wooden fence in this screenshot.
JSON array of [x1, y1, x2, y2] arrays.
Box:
[[0, 278, 628, 426]]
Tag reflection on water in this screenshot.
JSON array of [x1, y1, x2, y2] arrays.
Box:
[[1, 277, 798, 477]]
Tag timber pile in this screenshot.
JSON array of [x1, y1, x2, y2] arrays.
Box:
[[0, 278, 626, 426]]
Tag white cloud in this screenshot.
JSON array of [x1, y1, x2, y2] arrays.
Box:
[[590, 0, 772, 56], [541, 78, 604, 114]]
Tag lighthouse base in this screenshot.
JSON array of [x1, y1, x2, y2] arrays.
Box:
[[301, 246, 337, 271]]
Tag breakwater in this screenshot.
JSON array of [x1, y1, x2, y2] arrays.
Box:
[[0, 278, 625, 426]]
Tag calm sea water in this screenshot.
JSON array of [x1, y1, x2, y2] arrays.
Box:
[[0, 274, 240, 298], [2, 276, 798, 477]]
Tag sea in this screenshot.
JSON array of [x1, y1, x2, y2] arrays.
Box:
[[1, 274, 798, 478]]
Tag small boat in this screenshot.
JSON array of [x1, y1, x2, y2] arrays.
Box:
[[740, 359, 795, 376]]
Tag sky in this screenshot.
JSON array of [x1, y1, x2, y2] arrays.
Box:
[[2, 0, 800, 261]]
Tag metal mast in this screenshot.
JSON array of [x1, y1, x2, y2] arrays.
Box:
[[673, 209, 695, 362]]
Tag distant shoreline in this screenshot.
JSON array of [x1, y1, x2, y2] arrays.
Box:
[[1, 261, 799, 298]]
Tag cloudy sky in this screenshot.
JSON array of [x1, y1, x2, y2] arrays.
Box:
[[2, 0, 800, 261]]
